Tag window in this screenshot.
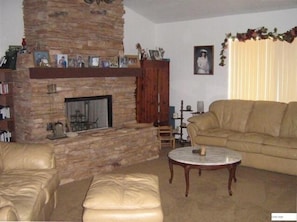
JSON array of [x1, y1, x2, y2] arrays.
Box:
[[228, 39, 297, 103]]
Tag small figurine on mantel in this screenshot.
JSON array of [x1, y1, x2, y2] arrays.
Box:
[[20, 38, 27, 54], [136, 43, 149, 60], [157, 47, 165, 59], [136, 43, 143, 60]]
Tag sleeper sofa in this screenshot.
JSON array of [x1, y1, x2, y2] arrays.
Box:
[[0, 142, 60, 221], [187, 100, 297, 176]]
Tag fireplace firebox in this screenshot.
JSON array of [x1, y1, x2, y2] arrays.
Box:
[[65, 95, 112, 132]]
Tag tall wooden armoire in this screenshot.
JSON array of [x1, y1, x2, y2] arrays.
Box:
[[136, 60, 170, 126]]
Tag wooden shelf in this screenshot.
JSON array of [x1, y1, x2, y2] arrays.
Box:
[[29, 67, 142, 79]]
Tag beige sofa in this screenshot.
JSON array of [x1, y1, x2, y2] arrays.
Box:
[[187, 100, 297, 176], [0, 142, 60, 221]]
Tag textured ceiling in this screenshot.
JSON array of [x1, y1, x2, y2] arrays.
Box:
[[124, 0, 297, 23]]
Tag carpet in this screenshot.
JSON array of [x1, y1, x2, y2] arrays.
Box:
[[50, 147, 297, 222]]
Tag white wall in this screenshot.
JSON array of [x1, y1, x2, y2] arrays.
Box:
[[124, 8, 297, 114], [123, 7, 155, 54], [1, 2, 297, 126], [124, 8, 297, 138], [0, 0, 24, 56]]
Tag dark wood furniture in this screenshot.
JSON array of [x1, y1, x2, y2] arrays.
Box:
[[136, 60, 170, 126], [29, 67, 142, 79], [0, 69, 14, 142]]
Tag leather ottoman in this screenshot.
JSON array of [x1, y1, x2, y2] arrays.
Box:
[[83, 173, 163, 222]]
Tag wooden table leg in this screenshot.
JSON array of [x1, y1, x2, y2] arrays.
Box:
[[184, 165, 191, 197], [168, 158, 174, 184], [227, 164, 238, 196]]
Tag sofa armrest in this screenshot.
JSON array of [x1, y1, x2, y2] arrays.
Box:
[[187, 112, 219, 130], [0, 142, 56, 170], [0, 196, 19, 221], [187, 112, 219, 146], [0, 206, 19, 221]]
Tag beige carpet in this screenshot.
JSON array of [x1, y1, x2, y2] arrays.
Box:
[[50, 147, 297, 222]]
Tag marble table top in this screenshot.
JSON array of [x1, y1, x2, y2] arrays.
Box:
[[168, 146, 242, 166]]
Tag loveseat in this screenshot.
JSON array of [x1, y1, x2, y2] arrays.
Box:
[[0, 142, 60, 221], [187, 100, 297, 176]]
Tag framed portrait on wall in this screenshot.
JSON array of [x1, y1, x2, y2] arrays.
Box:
[[194, 45, 214, 75]]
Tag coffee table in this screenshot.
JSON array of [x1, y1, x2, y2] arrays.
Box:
[[168, 146, 242, 197]]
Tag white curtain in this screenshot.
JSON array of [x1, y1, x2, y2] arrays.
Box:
[[229, 39, 297, 103]]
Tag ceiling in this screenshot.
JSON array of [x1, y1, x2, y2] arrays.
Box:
[[123, 0, 297, 24]]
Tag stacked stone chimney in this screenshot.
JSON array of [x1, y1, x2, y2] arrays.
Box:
[[23, 0, 124, 64], [13, 0, 160, 184]]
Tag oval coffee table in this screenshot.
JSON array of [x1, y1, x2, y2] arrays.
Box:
[[168, 146, 242, 197]]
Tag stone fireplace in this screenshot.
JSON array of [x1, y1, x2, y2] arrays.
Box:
[[14, 54, 160, 184], [12, 0, 160, 183]]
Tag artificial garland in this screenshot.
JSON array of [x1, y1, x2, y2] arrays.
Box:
[[219, 26, 297, 66]]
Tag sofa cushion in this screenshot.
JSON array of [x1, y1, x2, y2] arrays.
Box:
[[209, 100, 254, 132], [1, 142, 55, 170], [0, 174, 46, 221], [0, 158, 2, 173], [190, 128, 236, 147], [261, 142, 297, 160], [280, 102, 297, 138], [245, 101, 287, 137], [3, 169, 60, 204], [263, 136, 297, 149], [227, 133, 268, 153]]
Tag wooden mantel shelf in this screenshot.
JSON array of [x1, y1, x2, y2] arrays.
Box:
[[29, 67, 142, 79]]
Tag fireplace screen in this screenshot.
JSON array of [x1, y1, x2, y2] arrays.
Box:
[[65, 95, 112, 132]]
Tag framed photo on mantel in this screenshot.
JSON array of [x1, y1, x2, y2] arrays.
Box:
[[194, 45, 214, 75], [33, 51, 50, 67]]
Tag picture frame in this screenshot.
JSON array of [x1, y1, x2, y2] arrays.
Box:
[[56, 54, 68, 68], [125, 55, 140, 68], [99, 56, 119, 68], [118, 56, 128, 68], [100, 57, 110, 68], [194, 45, 214, 75], [88, 56, 100, 67], [149, 50, 161, 60], [109, 56, 119, 68], [33, 51, 50, 67], [76, 55, 85, 68]]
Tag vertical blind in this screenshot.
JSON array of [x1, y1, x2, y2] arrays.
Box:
[[229, 39, 297, 103]]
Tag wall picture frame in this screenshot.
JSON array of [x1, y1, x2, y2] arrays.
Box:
[[194, 45, 214, 75], [33, 50, 50, 67]]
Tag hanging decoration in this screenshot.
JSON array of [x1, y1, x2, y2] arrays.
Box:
[[219, 26, 297, 66]]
